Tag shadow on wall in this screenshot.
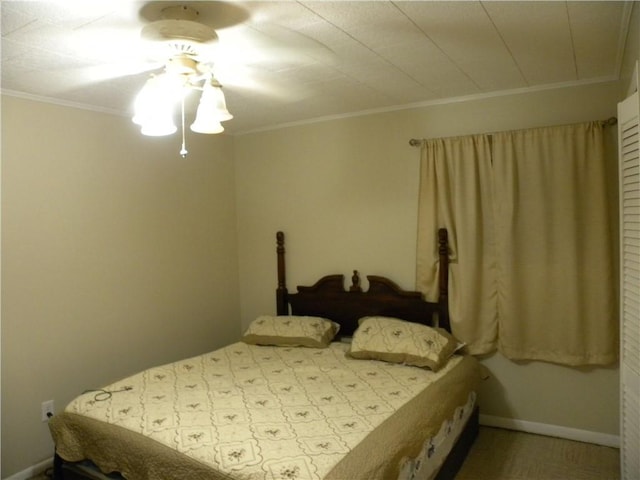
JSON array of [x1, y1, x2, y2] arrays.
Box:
[[474, 353, 514, 420]]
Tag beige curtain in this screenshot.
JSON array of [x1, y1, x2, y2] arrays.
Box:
[[416, 122, 617, 365], [416, 135, 498, 355], [492, 122, 617, 365]]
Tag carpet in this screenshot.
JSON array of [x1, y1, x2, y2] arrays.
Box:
[[456, 426, 620, 480]]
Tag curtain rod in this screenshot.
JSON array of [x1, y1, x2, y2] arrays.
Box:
[[408, 116, 618, 147]]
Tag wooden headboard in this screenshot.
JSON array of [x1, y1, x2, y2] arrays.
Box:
[[275, 229, 451, 336]]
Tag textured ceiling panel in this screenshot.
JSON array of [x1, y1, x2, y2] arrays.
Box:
[[569, 2, 626, 79], [0, 1, 632, 134]]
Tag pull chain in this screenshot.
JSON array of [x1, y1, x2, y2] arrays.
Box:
[[179, 94, 188, 158]]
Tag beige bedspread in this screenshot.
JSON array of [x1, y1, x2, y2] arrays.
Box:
[[50, 342, 481, 480]]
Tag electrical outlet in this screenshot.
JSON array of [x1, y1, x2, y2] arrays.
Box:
[[41, 400, 54, 422]]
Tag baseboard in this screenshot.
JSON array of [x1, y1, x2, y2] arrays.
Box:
[[479, 414, 620, 448], [4, 457, 53, 480]]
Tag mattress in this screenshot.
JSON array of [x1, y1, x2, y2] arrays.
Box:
[[50, 342, 481, 480]]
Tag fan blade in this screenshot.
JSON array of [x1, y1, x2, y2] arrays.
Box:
[[206, 22, 335, 102], [214, 63, 314, 102], [214, 24, 336, 69], [247, 24, 336, 64], [63, 61, 162, 86]]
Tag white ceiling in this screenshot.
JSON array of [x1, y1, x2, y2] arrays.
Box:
[[1, 1, 633, 134]]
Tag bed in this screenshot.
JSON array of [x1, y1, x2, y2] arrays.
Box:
[[49, 228, 482, 480]]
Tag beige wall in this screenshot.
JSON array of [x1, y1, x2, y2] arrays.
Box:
[[4, 7, 638, 469], [234, 81, 622, 437], [1, 81, 625, 478], [1, 96, 241, 477]]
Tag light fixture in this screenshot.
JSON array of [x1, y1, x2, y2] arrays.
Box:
[[190, 79, 232, 134], [132, 57, 232, 157], [132, 74, 179, 136]]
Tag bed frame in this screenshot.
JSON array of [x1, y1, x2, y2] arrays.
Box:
[[274, 227, 478, 480], [275, 228, 451, 334], [53, 227, 476, 480]]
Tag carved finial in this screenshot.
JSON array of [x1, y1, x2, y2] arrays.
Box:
[[350, 270, 362, 292]]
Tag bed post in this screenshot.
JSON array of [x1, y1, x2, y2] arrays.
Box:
[[438, 228, 451, 332], [276, 231, 288, 315], [53, 452, 64, 479]]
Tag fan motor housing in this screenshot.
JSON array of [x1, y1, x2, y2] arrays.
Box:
[[166, 55, 198, 75]]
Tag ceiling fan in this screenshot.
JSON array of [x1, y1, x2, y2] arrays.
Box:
[[129, 2, 248, 156], [123, 1, 332, 156]]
